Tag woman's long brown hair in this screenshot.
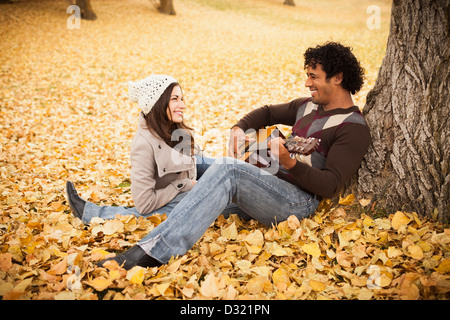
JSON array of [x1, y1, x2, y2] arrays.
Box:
[[143, 82, 194, 155]]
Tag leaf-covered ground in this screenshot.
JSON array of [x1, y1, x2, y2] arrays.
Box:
[[0, 0, 448, 300]]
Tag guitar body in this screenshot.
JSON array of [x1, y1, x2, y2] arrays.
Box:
[[238, 126, 320, 170], [237, 126, 284, 169]]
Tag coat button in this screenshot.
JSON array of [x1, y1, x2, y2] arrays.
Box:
[[158, 145, 162, 149], [163, 168, 166, 172], [177, 183, 184, 189]]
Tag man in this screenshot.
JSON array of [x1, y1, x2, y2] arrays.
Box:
[[69, 42, 370, 269], [229, 41, 368, 199]]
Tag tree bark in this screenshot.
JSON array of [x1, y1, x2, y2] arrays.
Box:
[[349, 0, 449, 222], [76, 0, 97, 20], [159, 0, 176, 15], [283, 0, 295, 6]]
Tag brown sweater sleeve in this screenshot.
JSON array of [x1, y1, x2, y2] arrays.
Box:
[[234, 98, 309, 130], [287, 123, 370, 198]]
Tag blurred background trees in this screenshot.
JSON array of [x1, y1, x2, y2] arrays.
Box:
[[72, 0, 176, 18], [284, 0, 295, 6]]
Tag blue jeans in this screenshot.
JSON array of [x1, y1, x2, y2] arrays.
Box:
[[138, 157, 320, 264], [82, 156, 247, 223]]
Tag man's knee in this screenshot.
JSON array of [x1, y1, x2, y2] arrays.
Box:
[[214, 156, 244, 166], [210, 157, 243, 175]]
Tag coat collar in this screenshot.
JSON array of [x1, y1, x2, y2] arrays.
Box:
[[138, 113, 195, 177]]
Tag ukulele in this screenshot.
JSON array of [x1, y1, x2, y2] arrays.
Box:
[[237, 126, 320, 169]]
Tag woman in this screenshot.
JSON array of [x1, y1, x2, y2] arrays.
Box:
[[66, 75, 244, 224]]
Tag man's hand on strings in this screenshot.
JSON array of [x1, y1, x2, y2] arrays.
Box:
[[268, 137, 297, 169]]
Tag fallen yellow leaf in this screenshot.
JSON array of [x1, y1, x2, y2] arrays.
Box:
[[301, 242, 321, 258], [90, 248, 115, 262], [359, 198, 371, 207], [50, 257, 67, 275], [89, 191, 100, 203], [109, 269, 121, 281], [166, 257, 186, 273], [408, 245, 424, 260], [127, 266, 145, 285], [309, 279, 326, 292], [392, 211, 411, 230], [336, 251, 353, 268], [339, 194, 355, 205], [435, 259, 450, 274], [221, 222, 238, 240], [272, 268, 290, 285], [199, 273, 224, 298], [180, 286, 195, 298], [243, 230, 264, 253], [0, 253, 13, 272], [87, 276, 112, 291], [398, 273, 420, 300], [156, 282, 171, 296], [277, 220, 293, 237], [244, 230, 264, 246], [363, 216, 375, 228], [387, 246, 403, 258], [287, 215, 301, 229], [266, 242, 292, 256], [102, 219, 124, 236], [246, 276, 271, 294]]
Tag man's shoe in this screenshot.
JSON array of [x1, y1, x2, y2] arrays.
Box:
[[66, 181, 86, 221], [96, 245, 162, 270]]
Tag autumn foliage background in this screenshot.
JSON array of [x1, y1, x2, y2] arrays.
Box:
[[0, 0, 449, 300]]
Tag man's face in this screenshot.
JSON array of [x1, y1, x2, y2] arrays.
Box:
[[304, 64, 335, 106]]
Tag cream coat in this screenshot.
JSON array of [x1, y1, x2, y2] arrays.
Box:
[[130, 114, 196, 214]]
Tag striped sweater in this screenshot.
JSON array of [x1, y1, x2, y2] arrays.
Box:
[[234, 97, 371, 199]]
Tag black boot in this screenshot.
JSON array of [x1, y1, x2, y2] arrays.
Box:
[[66, 181, 86, 221], [96, 245, 162, 270]]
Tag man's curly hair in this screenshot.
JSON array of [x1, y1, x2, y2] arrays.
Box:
[[304, 42, 364, 94]]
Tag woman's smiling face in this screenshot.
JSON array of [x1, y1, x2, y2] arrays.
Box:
[[166, 85, 185, 123]]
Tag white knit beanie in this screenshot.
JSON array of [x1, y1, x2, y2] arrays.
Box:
[[128, 75, 178, 115]]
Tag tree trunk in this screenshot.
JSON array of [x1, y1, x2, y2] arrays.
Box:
[[159, 0, 176, 15], [350, 0, 449, 222], [76, 0, 97, 20], [283, 0, 295, 6]]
